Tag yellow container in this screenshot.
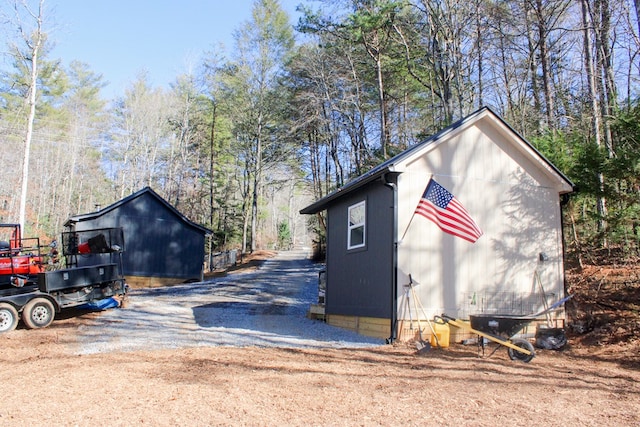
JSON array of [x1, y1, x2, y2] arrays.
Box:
[[430, 321, 450, 348]]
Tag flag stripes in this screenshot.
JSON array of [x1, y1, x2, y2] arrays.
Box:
[[414, 179, 483, 243]]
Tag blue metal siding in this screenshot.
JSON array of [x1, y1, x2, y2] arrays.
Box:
[[326, 180, 393, 318], [73, 192, 205, 280]]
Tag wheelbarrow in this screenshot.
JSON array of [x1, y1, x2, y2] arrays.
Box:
[[436, 313, 537, 363], [435, 295, 573, 363]]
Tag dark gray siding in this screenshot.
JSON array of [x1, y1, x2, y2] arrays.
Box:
[[325, 180, 394, 318], [74, 193, 205, 280]]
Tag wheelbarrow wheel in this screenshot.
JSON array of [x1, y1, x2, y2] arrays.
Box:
[[507, 339, 535, 363]]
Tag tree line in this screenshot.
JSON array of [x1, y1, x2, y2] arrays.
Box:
[[1, 0, 638, 262]]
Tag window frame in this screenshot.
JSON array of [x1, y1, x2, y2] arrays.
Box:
[[347, 200, 366, 250]]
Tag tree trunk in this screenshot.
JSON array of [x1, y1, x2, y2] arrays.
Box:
[[375, 55, 390, 158], [635, 0, 640, 37], [251, 113, 263, 252], [475, 0, 484, 108], [582, 0, 608, 243], [534, 0, 556, 129], [597, 0, 616, 159], [209, 101, 216, 254], [18, 0, 45, 233], [524, 1, 543, 132]]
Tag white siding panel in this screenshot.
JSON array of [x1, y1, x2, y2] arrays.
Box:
[[396, 120, 566, 321]]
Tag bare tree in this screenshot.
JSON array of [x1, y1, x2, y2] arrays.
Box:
[[109, 73, 170, 198], [228, 0, 294, 252], [347, 1, 402, 158], [582, 0, 608, 237], [393, 0, 474, 125], [7, 0, 46, 232]]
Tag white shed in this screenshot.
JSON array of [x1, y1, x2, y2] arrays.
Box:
[[301, 107, 574, 342]]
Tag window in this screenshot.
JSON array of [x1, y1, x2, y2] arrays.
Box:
[[347, 201, 366, 250]]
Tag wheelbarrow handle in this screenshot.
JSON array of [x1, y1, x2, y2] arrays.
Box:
[[435, 314, 456, 323]]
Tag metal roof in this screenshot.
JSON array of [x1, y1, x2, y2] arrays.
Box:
[[65, 186, 213, 235]]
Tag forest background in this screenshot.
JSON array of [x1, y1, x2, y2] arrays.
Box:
[[0, 0, 639, 265]]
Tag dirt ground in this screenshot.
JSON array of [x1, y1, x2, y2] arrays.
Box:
[[1, 252, 639, 426]]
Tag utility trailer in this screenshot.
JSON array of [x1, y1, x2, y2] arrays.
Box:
[[0, 225, 127, 333]]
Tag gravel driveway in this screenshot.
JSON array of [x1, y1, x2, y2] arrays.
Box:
[[74, 250, 383, 354]]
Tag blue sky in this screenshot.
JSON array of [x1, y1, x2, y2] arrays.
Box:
[[50, 1, 304, 99]]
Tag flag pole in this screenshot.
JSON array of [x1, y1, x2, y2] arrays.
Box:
[[400, 210, 416, 242], [400, 174, 434, 243]]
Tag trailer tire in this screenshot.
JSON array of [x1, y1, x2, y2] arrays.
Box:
[[0, 303, 19, 333], [22, 298, 55, 329], [507, 339, 535, 363]]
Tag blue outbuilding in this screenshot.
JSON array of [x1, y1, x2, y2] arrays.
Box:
[[65, 187, 212, 287]]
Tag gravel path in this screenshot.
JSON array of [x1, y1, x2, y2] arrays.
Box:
[[74, 250, 383, 354]]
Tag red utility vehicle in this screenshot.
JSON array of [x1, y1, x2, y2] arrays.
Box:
[[0, 224, 44, 285], [0, 224, 127, 333]]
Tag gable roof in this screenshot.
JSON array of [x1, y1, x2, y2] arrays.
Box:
[[300, 106, 575, 215], [65, 186, 212, 235]]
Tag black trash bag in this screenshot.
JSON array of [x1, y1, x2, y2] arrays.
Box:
[[535, 327, 568, 350]]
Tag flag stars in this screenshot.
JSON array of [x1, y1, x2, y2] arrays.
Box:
[[426, 184, 453, 208]]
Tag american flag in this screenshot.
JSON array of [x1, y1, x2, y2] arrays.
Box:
[[414, 178, 483, 243]]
